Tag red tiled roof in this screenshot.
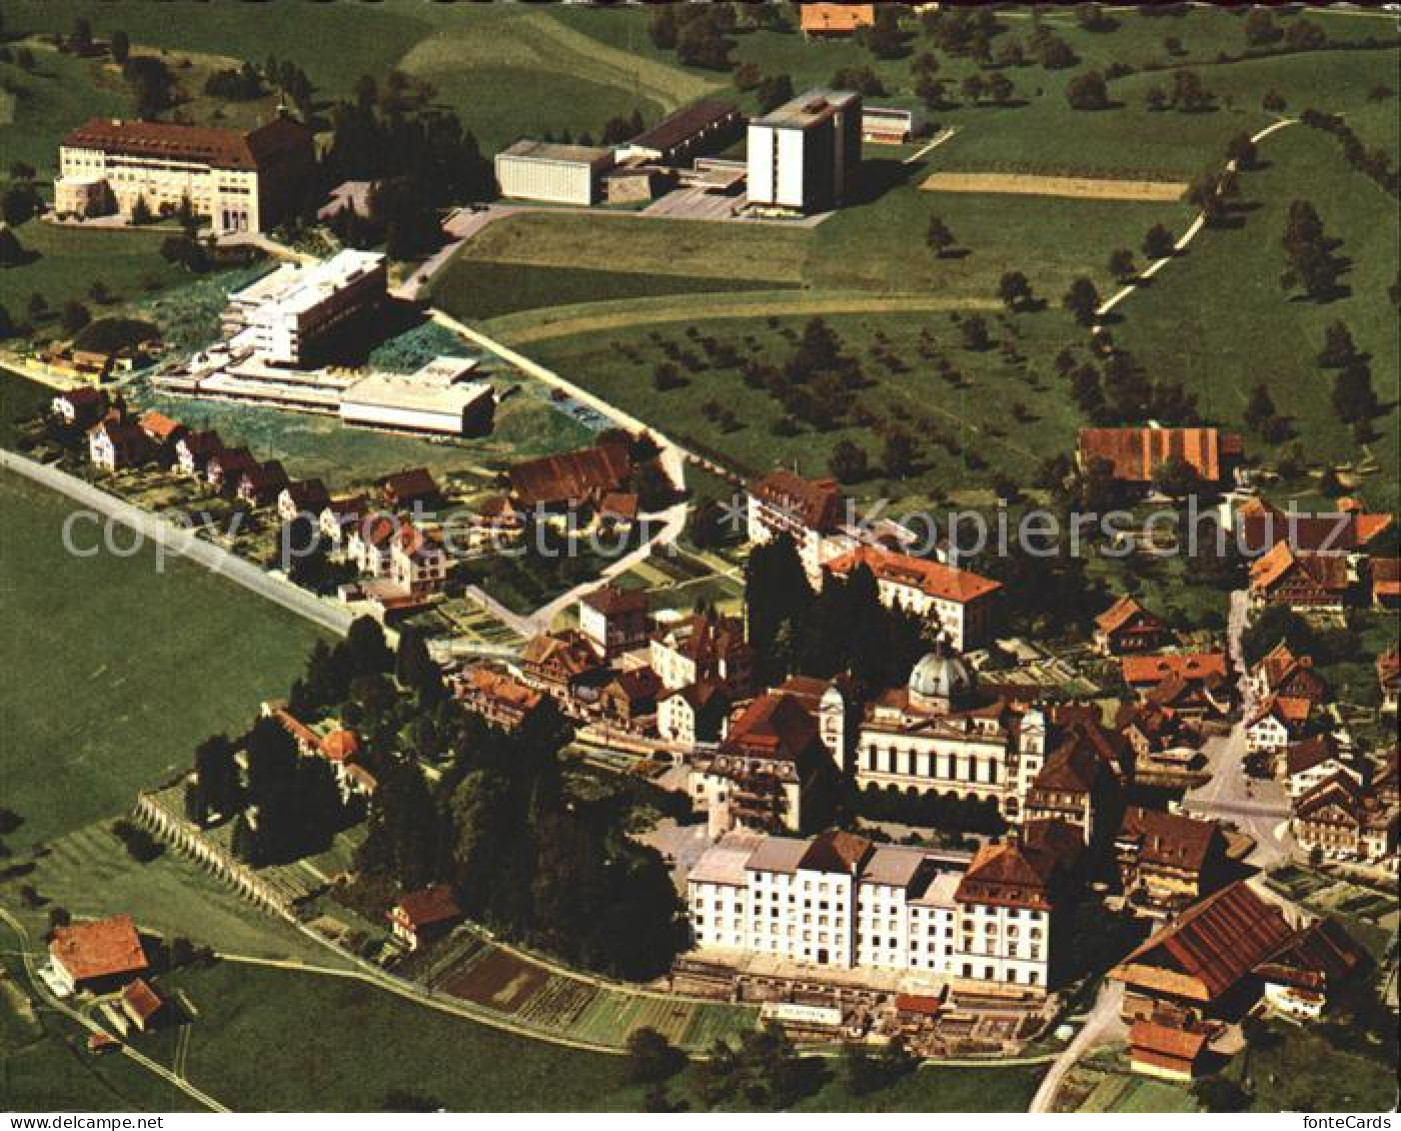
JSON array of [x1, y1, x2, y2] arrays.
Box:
[[320, 729, 361, 764], [137, 411, 183, 442], [1078, 427, 1236, 483], [120, 978, 164, 1024], [1129, 1019, 1207, 1062], [798, 829, 873, 875], [749, 469, 845, 532], [826, 545, 1002, 604], [1111, 881, 1296, 1003], [50, 916, 148, 984], [724, 692, 819, 762], [394, 885, 461, 931], [800, 2, 876, 32], [1285, 734, 1342, 778], [1122, 653, 1227, 686], [1095, 595, 1163, 636], [1249, 542, 1349, 594], [955, 841, 1056, 911], [63, 116, 311, 171], [508, 444, 631, 509]]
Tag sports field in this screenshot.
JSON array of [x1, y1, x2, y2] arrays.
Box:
[[0, 470, 328, 850]]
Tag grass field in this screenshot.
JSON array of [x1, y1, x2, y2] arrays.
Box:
[[0, 471, 328, 849], [1111, 123, 1400, 510]]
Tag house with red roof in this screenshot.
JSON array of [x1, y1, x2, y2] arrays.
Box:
[[1094, 595, 1171, 655], [1249, 542, 1353, 610], [389, 885, 462, 951], [1128, 1018, 1209, 1082], [47, 915, 148, 996]]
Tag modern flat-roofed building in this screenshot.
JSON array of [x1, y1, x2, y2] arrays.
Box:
[[339, 356, 495, 436], [616, 100, 743, 166], [54, 116, 313, 233], [495, 140, 616, 206], [861, 105, 926, 144], [747, 89, 861, 214], [230, 249, 387, 366]]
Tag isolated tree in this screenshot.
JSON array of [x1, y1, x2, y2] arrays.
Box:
[[828, 439, 869, 484], [882, 429, 917, 478], [1065, 70, 1109, 110], [0, 302, 13, 340], [959, 314, 991, 351], [59, 300, 91, 334], [926, 214, 956, 257], [1316, 320, 1357, 368], [1144, 85, 1167, 112], [1332, 358, 1378, 424], [110, 29, 130, 64], [0, 225, 26, 268], [1262, 89, 1287, 113], [626, 1028, 686, 1085], [1107, 248, 1136, 281], [997, 270, 1034, 311], [960, 74, 985, 104], [1152, 455, 1200, 498], [1243, 8, 1279, 47], [1226, 132, 1258, 169], [1243, 383, 1277, 433], [987, 74, 1015, 105], [1062, 277, 1101, 325], [1142, 223, 1176, 260]]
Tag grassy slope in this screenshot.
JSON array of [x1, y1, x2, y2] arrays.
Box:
[[0, 47, 130, 183], [0, 471, 327, 849], [1111, 124, 1400, 510]]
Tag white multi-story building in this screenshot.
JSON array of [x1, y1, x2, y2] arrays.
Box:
[[54, 116, 313, 233], [226, 250, 387, 366], [495, 140, 615, 206], [747, 89, 862, 214], [746, 470, 847, 587], [687, 829, 1065, 992]]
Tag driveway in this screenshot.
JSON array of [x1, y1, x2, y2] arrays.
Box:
[[1029, 980, 1126, 1113]]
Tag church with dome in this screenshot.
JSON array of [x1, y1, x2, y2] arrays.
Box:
[[818, 644, 1121, 825]]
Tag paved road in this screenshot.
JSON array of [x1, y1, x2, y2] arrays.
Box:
[[0, 450, 354, 638], [1029, 980, 1126, 1113], [0, 908, 230, 1113]]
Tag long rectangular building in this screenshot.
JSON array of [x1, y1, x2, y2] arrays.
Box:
[[687, 828, 1069, 992], [495, 140, 615, 206], [54, 116, 314, 233]]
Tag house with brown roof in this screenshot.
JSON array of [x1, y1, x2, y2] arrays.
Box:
[[1128, 1018, 1210, 1082], [1372, 558, 1401, 610], [136, 411, 186, 454], [378, 468, 442, 512], [746, 469, 847, 586], [176, 429, 224, 478], [319, 494, 368, 546], [597, 668, 663, 730], [1094, 595, 1171, 655], [952, 837, 1069, 990], [1115, 807, 1225, 911], [277, 478, 332, 523], [389, 885, 462, 951], [88, 418, 151, 471], [657, 679, 732, 746], [800, 2, 876, 36], [1116, 701, 1196, 766], [1110, 881, 1298, 1022], [116, 977, 167, 1033], [55, 116, 314, 233], [507, 442, 631, 512], [1291, 772, 1396, 865], [47, 915, 148, 996], [237, 459, 290, 506], [1249, 542, 1353, 610], [520, 630, 609, 709], [650, 613, 754, 699], [1284, 734, 1359, 800], [206, 447, 257, 495], [1244, 694, 1314, 756], [453, 666, 545, 732], [1257, 917, 1366, 1021], [1076, 427, 1241, 488], [345, 513, 399, 577], [824, 545, 1002, 651], [1246, 641, 1326, 708], [52, 387, 110, 429], [1122, 653, 1234, 723], [1023, 732, 1122, 847], [578, 585, 650, 658], [389, 523, 448, 596]]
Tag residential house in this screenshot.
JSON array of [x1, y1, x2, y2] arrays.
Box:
[[578, 585, 650, 658], [176, 429, 223, 478], [389, 524, 448, 595], [1115, 807, 1225, 911], [1378, 649, 1399, 714], [51, 387, 110, 428], [800, 2, 876, 37], [237, 459, 290, 506], [1292, 772, 1397, 865], [1257, 917, 1366, 1021], [657, 679, 732, 746], [136, 411, 185, 458], [746, 469, 847, 587], [205, 447, 257, 495], [597, 668, 663, 730], [824, 545, 1002, 652], [1373, 559, 1401, 610], [346, 513, 399, 576], [1128, 1019, 1209, 1082], [470, 495, 527, 545], [1122, 653, 1234, 727], [1285, 735, 1359, 800], [1110, 881, 1297, 1023], [47, 915, 148, 996], [650, 613, 754, 698], [507, 442, 632, 513], [319, 494, 368, 547], [1094, 596, 1171, 655], [1117, 701, 1196, 766], [388, 885, 462, 951], [1246, 642, 1326, 708], [277, 478, 332, 523], [520, 630, 608, 707], [88, 419, 150, 471], [453, 666, 545, 732], [1244, 694, 1314, 756], [378, 467, 442, 512], [1249, 542, 1352, 610]]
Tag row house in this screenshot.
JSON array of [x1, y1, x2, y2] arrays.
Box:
[[1094, 595, 1171, 655], [687, 827, 1073, 993], [823, 545, 1002, 652]]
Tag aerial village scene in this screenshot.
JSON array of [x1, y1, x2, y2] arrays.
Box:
[[0, 0, 1397, 1117]]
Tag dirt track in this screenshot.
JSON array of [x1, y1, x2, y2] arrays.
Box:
[[920, 171, 1187, 202]]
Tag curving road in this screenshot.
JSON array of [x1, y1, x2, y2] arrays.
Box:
[[1028, 980, 1126, 1113]]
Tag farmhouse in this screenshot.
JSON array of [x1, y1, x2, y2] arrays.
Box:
[[495, 140, 616, 206], [1248, 542, 1352, 610], [389, 885, 462, 951], [1235, 499, 1393, 555], [507, 443, 632, 512], [799, 3, 876, 37], [1094, 595, 1170, 655], [824, 545, 1002, 651], [617, 100, 743, 166], [1076, 427, 1242, 487], [747, 89, 862, 214], [47, 915, 148, 996], [118, 978, 167, 1033], [54, 115, 314, 232]]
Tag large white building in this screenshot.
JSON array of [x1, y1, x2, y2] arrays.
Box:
[[54, 116, 313, 233], [747, 89, 861, 214], [339, 356, 495, 436], [495, 140, 616, 206], [687, 828, 1067, 991], [228, 250, 387, 366]]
